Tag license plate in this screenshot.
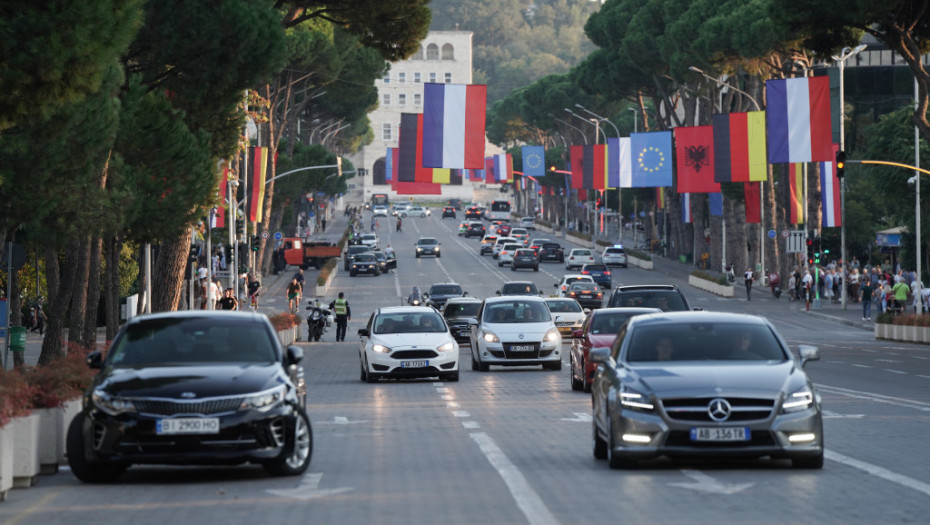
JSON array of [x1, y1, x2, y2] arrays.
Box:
[[156, 418, 220, 435], [690, 427, 750, 442], [401, 360, 428, 368], [510, 345, 534, 352]]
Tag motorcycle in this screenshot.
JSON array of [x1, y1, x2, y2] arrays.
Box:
[[725, 263, 736, 283], [768, 271, 782, 299], [306, 300, 333, 342]]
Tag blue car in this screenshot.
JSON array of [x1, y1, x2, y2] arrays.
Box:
[[581, 263, 612, 289]]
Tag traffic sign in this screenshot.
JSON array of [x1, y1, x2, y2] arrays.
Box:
[[261, 230, 270, 240], [273, 231, 283, 241], [768, 230, 777, 239], [781, 230, 790, 238], [786, 230, 805, 253]]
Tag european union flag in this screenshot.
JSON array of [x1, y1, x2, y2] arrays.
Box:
[[521, 145, 545, 178], [630, 131, 673, 188]]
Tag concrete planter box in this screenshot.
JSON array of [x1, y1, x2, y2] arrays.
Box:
[[12, 414, 41, 488], [0, 424, 13, 501], [35, 399, 82, 475], [875, 322, 930, 344], [689, 275, 734, 297], [277, 325, 301, 346], [315, 265, 338, 298], [628, 255, 653, 270]]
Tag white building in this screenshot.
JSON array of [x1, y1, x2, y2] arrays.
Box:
[[346, 30, 504, 205]]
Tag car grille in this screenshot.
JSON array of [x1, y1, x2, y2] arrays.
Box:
[[391, 349, 439, 359], [661, 397, 775, 422], [664, 430, 777, 448], [133, 398, 244, 416]]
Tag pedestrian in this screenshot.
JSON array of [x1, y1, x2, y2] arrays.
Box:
[[848, 268, 861, 303], [396, 216, 403, 232], [802, 269, 814, 305], [329, 291, 351, 342], [384, 244, 395, 258], [824, 269, 834, 302], [793, 266, 802, 301], [248, 274, 262, 309], [286, 277, 302, 313], [34, 306, 46, 335], [911, 279, 923, 314], [860, 278, 873, 321], [293, 268, 305, 290], [788, 273, 797, 302], [892, 278, 910, 313], [321, 218, 327, 233], [219, 288, 238, 310], [371, 215, 376, 232], [743, 268, 754, 301]]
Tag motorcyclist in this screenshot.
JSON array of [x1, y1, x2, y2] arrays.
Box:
[[407, 286, 422, 306]]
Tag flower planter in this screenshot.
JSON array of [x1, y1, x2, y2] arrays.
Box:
[[12, 414, 41, 488], [628, 255, 654, 270], [874, 322, 930, 344], [688, 275, 734, 297], [34, 398, 82, 475], [277, 326, 299, 346], [60, 399, 82, 464], [0, 425, 13, 501]]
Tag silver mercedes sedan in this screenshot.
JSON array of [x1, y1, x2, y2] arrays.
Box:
[[590, 311, 823, 469]]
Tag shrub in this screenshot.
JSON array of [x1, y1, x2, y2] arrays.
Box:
[[317, 257, 337, 286], [268, 312, 300, 331], [0, 368, 36, 427], [625, 248, 652, 261], [691, 269, 731, 286], [23, 342, 100, 409], [876, 312, 930, 326]]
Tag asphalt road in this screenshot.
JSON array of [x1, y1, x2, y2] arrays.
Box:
[[2, 212, 929, 525]]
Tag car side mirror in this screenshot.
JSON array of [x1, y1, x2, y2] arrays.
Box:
[[286, 345, 304, 365], [798, 345, 820, 367], [462, 291, 468, 296], [496, 290, 502, 295], [691, 307, 704, 311], [358, 328, 370, 337], [553, 283, 558, 287], [583, 308, 591, 314], [86, 351, 103, 369], [589, 347, 612, 364], [423, 293, 430, 298]]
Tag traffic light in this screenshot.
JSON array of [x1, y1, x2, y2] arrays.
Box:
[[596, 198, 603, 209], [814, 251, 821, 264], [808, 257, 814, 266], [835, 150, 846, 179], [250, 235, 260, 251]]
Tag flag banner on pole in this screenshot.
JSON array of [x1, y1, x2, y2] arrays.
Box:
[[682, 193, 693, 223], [765, 76, 832, 163], [398, 113, 419, 182], [493, 153, 513, 182], [744, 182, 761, 223], [571, 144, 607, 190], [656, 187, 665, 208], [607, 137, 620, 188], [618, 137, 632, 188], [578, 189, 587, 200], [713, 112, 768, 182], [485, 157, 495, 184], [570, 145, 584, 189], [248, 146, 269, 221], [631, 131, 673, 187], [414, 114, 434, 183], [674, 125, 719, 193], [709, 192, 723, 216], [432, 168, 451, 184], [522, 145, 545, 177], [789, 163, 804, 224], [422, 83, 487, 168], [468, 168, 484, 181], [820, 143, 842, 227], [385, 147, 394, 182], [215, 164, 227, 229], [394, 182, 443, 195], [449, 169, 463, 185]]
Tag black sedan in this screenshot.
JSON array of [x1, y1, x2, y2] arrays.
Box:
[[465, 222, 486, 238], [590, 311, 823, 469], [350, 252, 381, 276], [539, 242, 564, 263], [441, 297, 482, 344], [415, 237, 441, 258], [67, 311, 312, 482], [511, 249, 539, 271], [566, 281, 603, 309]]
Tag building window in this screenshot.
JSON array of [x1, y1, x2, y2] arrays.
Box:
[[382, 72, 390, 84], [444, 72, 452, 83], [426, 43, 440, 60], [382, 93, 391, 106], [429, 72, 437, 83], [414, 93, 422, 106], [398, 72, 406, 84], [414, 72, 421, 83], [398, 93, 406, 106], [412, 46, 423, 60], [382, 123, 392, 141], [442, 44, 454, 60]]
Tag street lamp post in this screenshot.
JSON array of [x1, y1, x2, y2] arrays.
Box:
[[833, 44, 867, 310], [576, 104, 622, 240], [565, 108, 605, 144], [548, 113, 588, 145]]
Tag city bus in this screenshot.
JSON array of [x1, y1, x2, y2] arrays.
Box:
[[485, 200, 512, 221], [370, 193, 389, 209]]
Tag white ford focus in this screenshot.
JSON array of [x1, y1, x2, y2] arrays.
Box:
[[469, 296, 563, 371], [357, 306, 459, 382]]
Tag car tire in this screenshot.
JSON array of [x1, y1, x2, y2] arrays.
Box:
[[544, 360, 562, 371], [792, 453, 824, 469], [66, 413, 127, 483], [570, 356, 583, 391], [344, 263, 349, 271], [437, 253, 441, 258], [443, 371, 460, 382], [593, 419, 608, 460], [349, 270, 357, 277], [262, 407, 313, 477], [472, 353, 488, 372], [533, 266, 539, 272], [420, 213, 425, 218], [416, 253, 420, 258]]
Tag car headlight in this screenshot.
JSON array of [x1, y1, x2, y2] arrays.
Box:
[[92, 389, 137, 416], [240, 385, 286, 412], [372, 344, 391, 353], [544, 328, 561, 343], [619, 384, 654, 412], [417, 247, 423, 252], [437, 342, 455, 352], [781, 386, 814, 413], [482, 330, 500, 343]]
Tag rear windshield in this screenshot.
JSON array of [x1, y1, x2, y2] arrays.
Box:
[[609, 290, 688, 310], [430, 285, 463, 295], [501, 283, 538, 295], [444, 302, 480, 317], [546, 300, 582, 313]]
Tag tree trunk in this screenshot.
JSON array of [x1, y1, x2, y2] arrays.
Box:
[[68, 237, 90, 344], [152, 229, 193, 312], [38, 242, 78, 365], [104, 236, 121, 341], [9, 260, 24, 368], [83, 236, 102, 347]]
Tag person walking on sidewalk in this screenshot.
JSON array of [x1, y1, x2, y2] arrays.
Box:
[[329, 291, 351, 342], [743, 268, 754, 301], [860, 279, 873, 321]]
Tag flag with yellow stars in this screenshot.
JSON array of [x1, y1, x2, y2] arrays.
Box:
[[631, 131, 673, 187]]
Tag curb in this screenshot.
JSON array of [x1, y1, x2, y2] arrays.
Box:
[[802, 308, 872, 330]]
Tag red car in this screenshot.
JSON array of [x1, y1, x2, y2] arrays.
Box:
[[496, 224, 512, 236], [569, 307, 660, 392]]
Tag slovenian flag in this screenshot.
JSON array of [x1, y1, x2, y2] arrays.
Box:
[[765, 76, 832, 163], [422, 83, 487, 169], [820, 144, 842, 227]]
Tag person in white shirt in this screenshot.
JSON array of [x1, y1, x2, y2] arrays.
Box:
[[802, 269, 814, 302], [911, 279, 923, 313], [743, 268, 754, 301]]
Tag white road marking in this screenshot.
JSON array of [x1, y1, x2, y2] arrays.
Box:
[[561, 412, 593, 422], [325, 416, 367, 424], [441, 395, 454, 401], [884, 369, 908, 374], [436, 387, 450, 394], [452, 410, 470, 417], [462, 421, 480, 429], [470, 432, 561, 525], [822, 410, 864, 419], [876, 358, 900, 363], [669, 469, 754, 494], [826, 449, 930, 497], [851, 364, 872, 368], [918, 375, 930, 379], [266, 472, 353, 500], [818, 384, 930, 412], [447, 402, 460, 408]]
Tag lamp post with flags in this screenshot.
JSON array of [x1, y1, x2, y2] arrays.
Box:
[[576, 104, 623, 238]]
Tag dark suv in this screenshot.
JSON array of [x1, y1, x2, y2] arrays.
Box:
[[496, 281, 542, 296], [539, 242, 565, 263], [441, 206, 457, 219], [425, 283, 466, 309], [344, 245, 372, 270], [465, 207, 483, 220], [607, 284, 699, 311]]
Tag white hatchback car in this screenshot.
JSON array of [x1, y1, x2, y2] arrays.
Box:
[[359, 233, 379, 250], [555, 274, 596, 297], [405, 205, 429, 218], [565, 248, 596, 270], [497, 243, 522, 267], [372, 206, 388, 217], [601, 245, 628, 267], [545, 297, 588, 336], [492, 237, 518, 258], [469, 296, 563, 371], [358, 306, 459, 382]]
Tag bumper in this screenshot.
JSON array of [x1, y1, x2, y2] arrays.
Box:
[[474, 341, 561, 366], [556, 323, 582, 335], [365, 349, 458, 379]]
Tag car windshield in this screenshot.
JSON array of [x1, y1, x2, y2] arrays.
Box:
[[590, 312, 643, 334], [501, 283, 538, 295], [564, 277, 591, 286], [374, 312, 446, 334], [444, 302, 480, 318], [418, 238, 438, 245], [545, 300, 582, 313], [610, 290, 688, 310], [516, 250, 535, 257], [485, 300, 551, 323], [361, 234, 375, 240], [625, 322, 787, 363], [585, 265, 607, 271], [373, 252, 385, 261], [108, 317, 277, 366], [570, 283, 598, 292], [430, 285, 463, 295], [355, 254, 375, 262], [605, 248, 624, 254]]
